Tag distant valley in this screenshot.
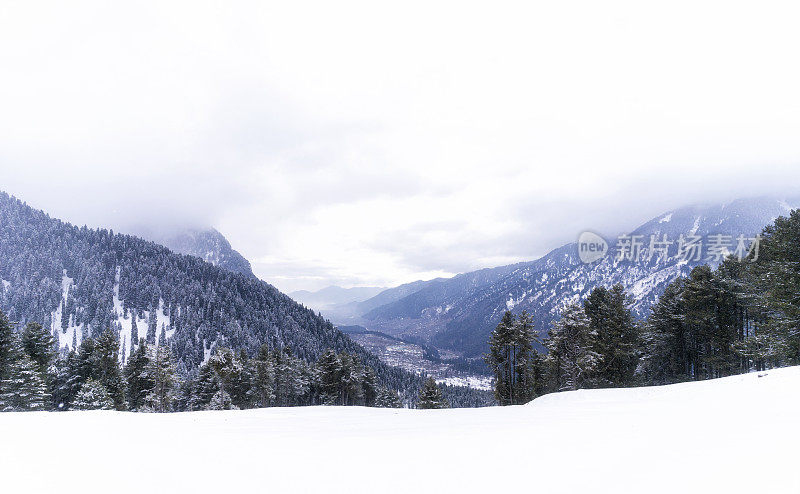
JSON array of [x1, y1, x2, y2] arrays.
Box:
[[297, 197, 799, 375]]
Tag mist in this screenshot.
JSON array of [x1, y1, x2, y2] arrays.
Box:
[[2, 1, 800, 292]]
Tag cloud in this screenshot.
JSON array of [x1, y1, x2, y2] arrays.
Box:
[[2, 0, 800, 292]]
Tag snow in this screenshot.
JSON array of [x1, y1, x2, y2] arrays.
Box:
[[113, 281, 171, 360], [436, 376, 493, 391], [50, 267, 173, 358], [658, 212, 673, 223], [689, 215, 701, 235], [51, 270, 82, 351], [2, 367, 799, 493], [505, 293, 524, 310]]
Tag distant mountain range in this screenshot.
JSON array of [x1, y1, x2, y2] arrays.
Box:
[[321, 197, 799, 359], [289, 286, 386, 311]]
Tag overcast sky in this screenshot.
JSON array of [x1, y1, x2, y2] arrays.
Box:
[[2, 1, 800, 292]]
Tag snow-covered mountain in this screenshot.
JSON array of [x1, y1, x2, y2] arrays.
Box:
[[289, 286, 386, 311], [352, 197, 800, 357], [0, 191, 410, 391], [133, 227, 254, 278]]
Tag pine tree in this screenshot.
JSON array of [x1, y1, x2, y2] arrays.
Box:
[[93, 329, 126, 409], [130, 316, 139, 345], [511, 311, 537, 403], [51, 350, 83, 410], [315, 349, 343, 405], [339, 353, 364, 406], [191, 363, 219, 410], [21, 322, 56, 376], [147, 344, 177, 412], [158, 324, 166, 347], [252, 344, 275, 407], [362, 366, 378, 407], [545, 303, 600, 391], [375, 387, 403, 408], [642, 279, 689, 384], [484, 311, 514, 404], [229, 349, 253, 409], [207, 347, 251, 408], [146, 309, 157, 345], [72, 378, 114, 410], [484, 311, 538, 405], [273, 348, 308, 406], [745, 211, 800, 365], [0, 310, 17, 400], [208, 389, 235, 410], [0, 337, 49, 411], [123, 339, 153, 411], [584, 285, 640, 387], [416, 377, 449, 409]]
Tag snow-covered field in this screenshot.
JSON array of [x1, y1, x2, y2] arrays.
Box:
[[2, 368, 798, 494]]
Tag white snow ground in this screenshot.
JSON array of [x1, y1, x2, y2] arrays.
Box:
[[2, 367, 798, 494]]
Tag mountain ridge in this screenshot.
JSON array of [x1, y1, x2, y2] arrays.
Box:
[[345, 196, 799, 358], [132, 226, 255, 278], [0, 191, 418, 394]]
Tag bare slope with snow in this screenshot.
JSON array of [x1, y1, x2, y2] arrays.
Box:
[[2, 367, 798, 493]]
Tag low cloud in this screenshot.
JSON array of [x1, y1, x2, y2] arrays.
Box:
[[2, 1, 800, 292]]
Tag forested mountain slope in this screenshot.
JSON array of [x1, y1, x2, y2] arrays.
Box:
[[358, 197, 799, 357], [0, 192, 418, 392], [132, 227, 255, 278]]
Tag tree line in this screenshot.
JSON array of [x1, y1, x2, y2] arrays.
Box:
[[486, 209, 800, 404], [0, 312, 460, 411], [0, 191, 491, 409]]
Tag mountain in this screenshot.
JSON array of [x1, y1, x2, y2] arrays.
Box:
[[133, 227, 254, 278], [312, 279, 447, 324], [289, 286, 386, 311], [0, 191, 416, 392], [354, 197, 799, 358]]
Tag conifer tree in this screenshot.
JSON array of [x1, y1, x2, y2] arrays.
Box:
[[485, 311, 514, 404], [485, 311, 538, 405], [191, 363, 219, 410], [339, 353, 364, 406], [146, 309, 157, 345], [0, 337, 49, 411], [93, 329, 126, 409], [72, 378, 114, 410], [130, 316, 138, 345], [545, 303, 600, 391], [229, 349, 253, 409], [21, 322, 56, 376], [208, 389, 235, 410], [584, 285, 640, 387], [315, 349, 343, 405], [416, 377, 449, 409], [51, 350, 83, 410], [123, 339, 153, 411], [0, 310, 17, 400], [745, 211, 800, 364], [642, 278, 694, 383], [362, 366, 378, 407], [375, 387, 403, 408], [147, 344, 177, 412], [252, 344, 275, 407]]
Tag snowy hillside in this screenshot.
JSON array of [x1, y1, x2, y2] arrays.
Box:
[[357, 197, 800, 357], [3, 367, 798, 493], [133, 227, 255, 278]]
